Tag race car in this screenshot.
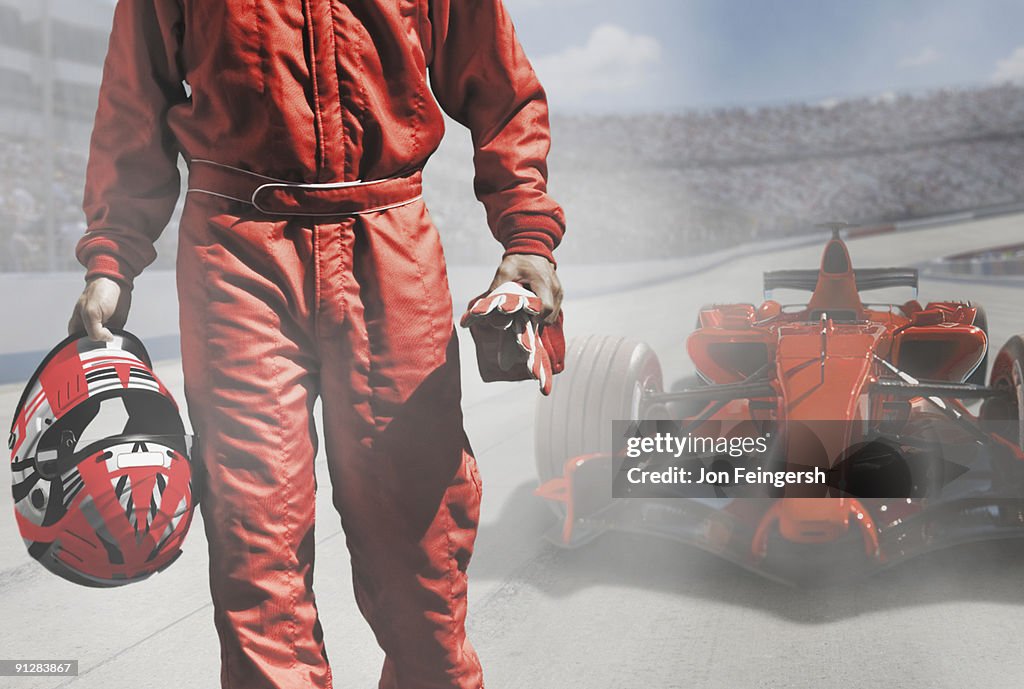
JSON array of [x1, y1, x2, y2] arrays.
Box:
[[534, 232, 1024, 584]]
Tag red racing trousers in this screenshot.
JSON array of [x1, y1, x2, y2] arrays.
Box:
[[176, 190, 483, 689]]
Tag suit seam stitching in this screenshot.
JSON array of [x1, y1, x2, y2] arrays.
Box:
[[313, 226, 323, 342], [194, 236, 238, 689], [272, 334, 302, 674], [320, 0, 348, 178], [302, 0, 326, 173], [252, 0, 267, 94], [406, 209, 442, 362]]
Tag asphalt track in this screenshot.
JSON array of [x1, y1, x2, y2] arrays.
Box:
[[2, 217, 1024, 689]]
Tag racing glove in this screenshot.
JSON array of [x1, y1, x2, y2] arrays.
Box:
[[460, 282, 565, 395]]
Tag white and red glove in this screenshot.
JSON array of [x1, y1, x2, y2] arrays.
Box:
[[460, 282, 565, 395]]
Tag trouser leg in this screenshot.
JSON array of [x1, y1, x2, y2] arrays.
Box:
[[177, 198, 333, 689], [315, 201, 484, 689]]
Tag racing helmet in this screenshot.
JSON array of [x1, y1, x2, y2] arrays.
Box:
[[9, 331, 195, 587]]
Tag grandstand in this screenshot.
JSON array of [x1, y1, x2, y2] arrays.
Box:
[[0, 0, 108, 142], [0, 0, 111, 271], [0, 1, 1022, 268], [540, 85, 1024, 263]]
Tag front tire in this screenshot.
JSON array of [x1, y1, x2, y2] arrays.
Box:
[[535, 335, 663, 485]]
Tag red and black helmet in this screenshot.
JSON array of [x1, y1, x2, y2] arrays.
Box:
[[9, 331, 195, 587]]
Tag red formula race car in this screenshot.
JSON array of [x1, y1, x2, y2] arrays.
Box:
[[535, 233, 1024, 584]]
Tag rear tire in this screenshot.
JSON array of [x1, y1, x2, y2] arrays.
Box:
[[981, 335, 1024, 449], [535, 336, 663, 485], [967, 304, 989, 387]]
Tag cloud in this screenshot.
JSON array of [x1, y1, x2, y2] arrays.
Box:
[[992, 46, 1024, 83], [532, 24, 662, 106], [899, 47, 940, 68]]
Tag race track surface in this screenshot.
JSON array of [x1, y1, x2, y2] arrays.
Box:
[[2, 216, 1024, 689]]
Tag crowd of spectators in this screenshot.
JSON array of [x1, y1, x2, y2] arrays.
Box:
[[538, 83, 1024, 262], [3, 84, 1024, 269], [0, 134, 91, 271], [560, 84, 1024, 166]]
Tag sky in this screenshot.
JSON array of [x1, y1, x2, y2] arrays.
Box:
[[503, 0, 1024, 113]]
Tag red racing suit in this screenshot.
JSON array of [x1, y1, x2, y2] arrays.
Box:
[[77, 2, 564, 688]]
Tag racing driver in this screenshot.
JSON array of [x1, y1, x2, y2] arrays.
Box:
[[67, 1, 564, 688]]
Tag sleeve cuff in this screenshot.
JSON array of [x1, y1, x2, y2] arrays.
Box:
[[85, 253, 135, 289], [502, 235, 556, 266], [497, 213, 564, 266]]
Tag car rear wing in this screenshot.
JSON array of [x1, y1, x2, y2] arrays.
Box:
[[763, 268, 918, 295]]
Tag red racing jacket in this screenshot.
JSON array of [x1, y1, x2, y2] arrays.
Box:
[[78, 0, 565, 285]]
